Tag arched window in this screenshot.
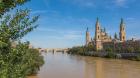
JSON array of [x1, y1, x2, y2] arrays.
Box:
[[98, 35, 99, 39]]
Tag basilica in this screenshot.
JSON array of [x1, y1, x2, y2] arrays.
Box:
[[86, 18, 126, 50]]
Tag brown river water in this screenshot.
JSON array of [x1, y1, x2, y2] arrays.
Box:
[[29, 52, 140, 78]]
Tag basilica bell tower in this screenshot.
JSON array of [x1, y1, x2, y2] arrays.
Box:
[[119, 18, 126, 42], [95, 18, 102, 50]]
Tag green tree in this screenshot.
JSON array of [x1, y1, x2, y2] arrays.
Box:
[[127, 47, 134, 52], [105, 52, 116, 58], [86, 44, 96, 51], [0, 0, 44, 78], [105, 47, 113, 52], [0, 9, 38, 42], [0, 0, 29, 16]]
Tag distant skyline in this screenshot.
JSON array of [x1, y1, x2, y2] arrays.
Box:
[[19, 0, 140, 48]]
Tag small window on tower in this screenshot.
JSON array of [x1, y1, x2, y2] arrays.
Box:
[[98, 35, 99, 39], [98, 27, 99, 30]]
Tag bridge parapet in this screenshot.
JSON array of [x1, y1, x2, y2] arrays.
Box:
[[46, 48, 69, 52]]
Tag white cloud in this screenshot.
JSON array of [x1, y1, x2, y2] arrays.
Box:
[[115, 0, 127, 6], [63, 31, 83, 40], [31, 10, 58, 15], [74, 0, 95, 7], [36, 27, 83, 40], [126, 17, 136, 22], [36, 28, 57, 32], [60, 0, 134, 8], [31, 10, 47, 15], [61, 0, 96, 8]]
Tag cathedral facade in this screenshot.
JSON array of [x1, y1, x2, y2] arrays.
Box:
[[86, 18, 126, 51]]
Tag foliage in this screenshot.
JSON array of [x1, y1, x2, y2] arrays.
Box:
[[0, 42, 44, 78], [68, 46, 84, 55], [105, 52, 116, 58], [0, 9, 39, 42], [135, 54, 140, 61], [86, 44, 96, 51], [68, 44, 96, 55], [126, 47, 134, 52], [0, 0, 44, 77], [0, 0, 30, 16], [130, 54, 140, 61], [105, 47, 113, 52]]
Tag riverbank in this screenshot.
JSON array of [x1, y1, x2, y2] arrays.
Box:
[[68, 51, 140, 61]]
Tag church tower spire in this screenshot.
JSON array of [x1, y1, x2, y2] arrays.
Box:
[[95, 18, 102, 50], [86, 27, 90, 46], [95, 17, 101, 40], [119, 18, 126, 42]]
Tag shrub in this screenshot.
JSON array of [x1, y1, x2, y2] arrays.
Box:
[[105, 52, 116, 58]]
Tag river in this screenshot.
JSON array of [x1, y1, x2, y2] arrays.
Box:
[[29, 52, 140, 78]]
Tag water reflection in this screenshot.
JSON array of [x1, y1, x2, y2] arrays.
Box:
[[30, 52, 140, 78]]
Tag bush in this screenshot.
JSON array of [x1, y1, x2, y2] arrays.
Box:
[[0, 42, 44, 78], [105, 52, 116, 58], [105, 48, 113, 52], [134, 54, 140, 61], [68, 44, 96, 55]]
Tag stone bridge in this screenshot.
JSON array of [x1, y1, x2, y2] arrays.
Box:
[[45, 48, 69, 53]]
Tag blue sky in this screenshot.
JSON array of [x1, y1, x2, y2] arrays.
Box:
[[21, 0, 140, 48]]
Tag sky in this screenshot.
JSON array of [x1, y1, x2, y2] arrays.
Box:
[[20, 0, 140, 48]]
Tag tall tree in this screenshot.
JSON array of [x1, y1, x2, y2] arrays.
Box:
[[0, 0, 29, 16], [0, 9, 39, 43], [0, 0, 44, 78]]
